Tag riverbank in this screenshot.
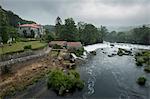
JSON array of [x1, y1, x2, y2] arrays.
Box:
[[0, 49, 84, 98]]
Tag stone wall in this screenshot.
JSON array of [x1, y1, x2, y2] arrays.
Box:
[[0, 47, 50, 75]]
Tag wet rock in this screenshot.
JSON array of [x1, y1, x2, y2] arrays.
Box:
[[117, 48, 132, 56], [90, 51, 96, 55], [108, 53, 116, 57], [110, 44, 115, 47]]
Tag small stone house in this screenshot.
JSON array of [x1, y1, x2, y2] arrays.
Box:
[[67, 42, 82, 50], [49, 41, 67, 48]]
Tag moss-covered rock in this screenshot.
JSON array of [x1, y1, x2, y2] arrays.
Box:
[[135, 50, 150, 70], [117, 48, 124, 56], [144, 66, 150, 73], [117, 48, 132, 56]]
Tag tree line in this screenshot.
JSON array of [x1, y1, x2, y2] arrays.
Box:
[[46, 17, 104, 45], [104, 25, 150, 45]]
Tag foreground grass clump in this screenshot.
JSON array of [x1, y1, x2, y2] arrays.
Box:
[[137, 76, 147, 85], [47, 69, 84, 96], [135, 50, 150, 69]]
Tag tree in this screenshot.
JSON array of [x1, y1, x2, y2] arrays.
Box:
[[44, 29, 54, 42], [100, 26, 108, 41], [0, 9, 9, 43], [60, 18, 78, 41], [80, 24, 100, 45], [7, 26, 18, 42], [55, 16, 62, 37], [132, 25, 150, 45]]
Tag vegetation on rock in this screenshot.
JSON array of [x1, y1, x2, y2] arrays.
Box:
[[137, 76, 147, 85], [47, 69, 84, 96], [135, 50, 150, 71], [71, 47, 84, 57]]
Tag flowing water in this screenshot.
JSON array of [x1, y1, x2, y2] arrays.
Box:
[[9, 43, 150, 99]]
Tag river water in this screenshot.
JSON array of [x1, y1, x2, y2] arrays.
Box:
[[9, 43, 150, 99]]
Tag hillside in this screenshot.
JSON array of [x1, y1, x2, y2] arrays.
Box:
[[0, 6, 35, 27]]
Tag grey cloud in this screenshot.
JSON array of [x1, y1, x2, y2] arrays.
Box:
[[0, 0, 149, 26]]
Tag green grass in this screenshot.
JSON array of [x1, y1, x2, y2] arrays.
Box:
[[0, 41, 47, 55]]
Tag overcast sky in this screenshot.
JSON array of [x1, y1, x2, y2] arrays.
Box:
[[0, 0, 150, 26]]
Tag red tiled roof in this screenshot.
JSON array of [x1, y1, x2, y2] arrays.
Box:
[[67, 42, 82, 47], [49, 41, 67, 46], [19, 24, 41, 28]]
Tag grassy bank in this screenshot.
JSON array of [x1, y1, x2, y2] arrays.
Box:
[[0, 41, 47, 55]]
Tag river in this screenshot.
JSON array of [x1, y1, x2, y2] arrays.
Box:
[[8, 43, 150, 99]]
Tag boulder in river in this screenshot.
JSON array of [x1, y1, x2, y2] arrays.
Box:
[[117, 48, 132, 56], [90, 51, 96, 55], [108, 53, 116, 57]]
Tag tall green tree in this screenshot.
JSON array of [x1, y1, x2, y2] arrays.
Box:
[[55, 16, 62, 37], [60, 18, 78, 41], [0, 8, 9, 43], [80, 24, 100, 45], [100, 26, 108, 41]]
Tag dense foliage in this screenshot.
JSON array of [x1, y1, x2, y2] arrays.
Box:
[[47, 69, 84, 95], [70, 47, 84, 57], [79, 24, 102, 45], [54, 17, 103, 45], [105, 25, 150, 45]]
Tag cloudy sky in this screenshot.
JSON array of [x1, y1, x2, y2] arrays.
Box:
[[0, 0, 150, 26]]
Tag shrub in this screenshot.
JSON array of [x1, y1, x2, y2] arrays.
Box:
[[73, 47, 84, 57], [137, 76, 147, 85], [47, 69, 84, 96], [52, 44, 63, 49], [24, 45, 32, 50]]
